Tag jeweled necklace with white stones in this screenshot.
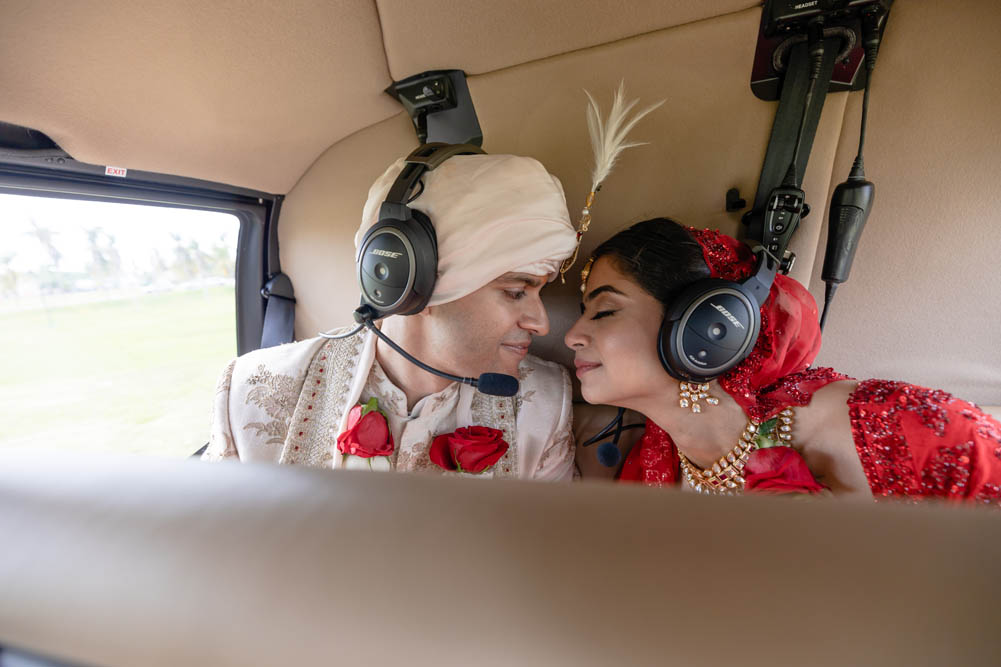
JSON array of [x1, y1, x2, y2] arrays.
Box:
[[678, 407, 796, 495]]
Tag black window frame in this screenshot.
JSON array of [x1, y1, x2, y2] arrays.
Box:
[[0, 154, 281, 356]]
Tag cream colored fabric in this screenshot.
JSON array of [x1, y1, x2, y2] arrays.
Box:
[[358, 154, 577, 306], [202, 332, 575, 481], [4, 453, 1001, 666]]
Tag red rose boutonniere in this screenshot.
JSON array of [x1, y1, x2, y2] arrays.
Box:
[[429, 426, 509, 474], [337, 398, 394, 458]]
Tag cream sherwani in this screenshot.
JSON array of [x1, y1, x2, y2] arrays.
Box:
[[202, 330, 575, 481]]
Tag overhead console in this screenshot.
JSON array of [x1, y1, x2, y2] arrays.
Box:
[[739, 0, 893, 328], [384, 70, 483, 146]]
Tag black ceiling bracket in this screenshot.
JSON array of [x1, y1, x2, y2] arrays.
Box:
[[385, 70, 483, 146]]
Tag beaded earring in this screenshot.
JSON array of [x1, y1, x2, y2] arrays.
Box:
[[679, 381, 719, 414]]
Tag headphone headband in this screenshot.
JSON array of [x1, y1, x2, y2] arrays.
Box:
[[358, 143, 486, 320], [383, 143, 485, 206]]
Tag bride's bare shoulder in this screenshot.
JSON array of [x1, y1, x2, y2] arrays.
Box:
[[796, 379, 871, 496]]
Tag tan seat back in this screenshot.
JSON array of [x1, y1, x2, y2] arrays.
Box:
[[2, 453, 1000, 666]]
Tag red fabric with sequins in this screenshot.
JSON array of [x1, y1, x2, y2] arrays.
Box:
[[849, 379, 1001, 504], [620, 374, 1001, 505]]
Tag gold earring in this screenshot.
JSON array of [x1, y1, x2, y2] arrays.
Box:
[[679, 381, 719, 414]]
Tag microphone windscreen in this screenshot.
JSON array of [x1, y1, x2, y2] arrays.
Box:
[[597, 442, 622, 468], [476, 373, 519, 397]]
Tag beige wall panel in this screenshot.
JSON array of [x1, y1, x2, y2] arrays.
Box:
[[377, 0, 757, 78], [467, 6, 846, 369], [809, 0, 1001, 405], [281, 113, 418, 339], [0, 0, 400, 193]]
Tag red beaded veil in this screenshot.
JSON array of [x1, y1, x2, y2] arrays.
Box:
[[687, 228, 845, 422]]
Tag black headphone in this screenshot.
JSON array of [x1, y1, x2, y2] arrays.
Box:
[[356, 142, 485, 320], [657, 247, 779, 382]]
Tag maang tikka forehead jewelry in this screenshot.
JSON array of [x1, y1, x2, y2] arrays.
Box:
[[679, 381, 719, 414], [559, 82, 663, 284]]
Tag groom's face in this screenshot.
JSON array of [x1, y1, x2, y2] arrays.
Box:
[[424, 272, 551, 377]]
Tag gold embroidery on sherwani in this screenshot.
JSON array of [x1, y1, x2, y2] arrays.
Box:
[[203, 359, 238, 460], [243, 364, 299, 445], [471, 391, 518, 477], [515, 365, 537, 412], [394, 430, 439, 473], [216, 359, 235, 395], [395, 385, 460, 473], [537, 419, 575, 473], [279, 331, 363, 467], [365, 361, 407, 418]]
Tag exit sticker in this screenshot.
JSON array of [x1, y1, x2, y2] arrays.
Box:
[[105, 166, 128, 178]]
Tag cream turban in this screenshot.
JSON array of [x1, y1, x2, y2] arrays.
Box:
[[356, 154, 577, 307]]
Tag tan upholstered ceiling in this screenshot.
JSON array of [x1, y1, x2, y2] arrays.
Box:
[[376, 0, 758, 78], [0, 0, 401, 193], [1, 0, 756, 193]]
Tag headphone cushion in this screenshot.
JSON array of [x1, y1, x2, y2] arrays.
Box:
[[406, 209, 438, 312]]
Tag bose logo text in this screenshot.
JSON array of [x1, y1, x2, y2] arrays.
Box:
[[710, 303, 745, 329], [370, 249, 403, 259]]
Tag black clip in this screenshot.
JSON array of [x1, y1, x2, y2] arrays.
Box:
[[261, 272, 296, 303], [725, 187, 747, 212]]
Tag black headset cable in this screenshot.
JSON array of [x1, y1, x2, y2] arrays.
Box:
[[820, 9, 884, 330]]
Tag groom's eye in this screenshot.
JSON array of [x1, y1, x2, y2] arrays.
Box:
[[505, 290, 526, 300]]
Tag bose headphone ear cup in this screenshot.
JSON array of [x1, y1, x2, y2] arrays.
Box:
[[659, 279, 762, 382], [358, 143, 486, 319]]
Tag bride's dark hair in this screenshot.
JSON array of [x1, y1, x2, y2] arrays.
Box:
[[590, 218, 711, 311]]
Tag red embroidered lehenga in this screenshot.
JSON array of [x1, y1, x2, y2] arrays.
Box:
[[621, 372, 1001, 504], [617, 228, 1001, 504]]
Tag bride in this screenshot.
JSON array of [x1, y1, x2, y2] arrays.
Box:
[[564, 218, 1001, 502]]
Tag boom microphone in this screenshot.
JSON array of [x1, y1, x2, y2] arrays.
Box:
[[328, 305, 519, 397]]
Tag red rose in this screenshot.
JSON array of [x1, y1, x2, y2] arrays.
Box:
[[429, 426, 509, 474], [744, 446, 828, 495], [337, 404, 394, 457]]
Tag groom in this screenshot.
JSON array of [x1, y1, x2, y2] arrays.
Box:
[[202, 148, 578, 480]]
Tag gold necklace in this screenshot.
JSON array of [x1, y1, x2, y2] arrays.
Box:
[[678, 408, 795, 495]]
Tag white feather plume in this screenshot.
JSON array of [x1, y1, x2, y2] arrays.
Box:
[[585, 82, 664, 193]]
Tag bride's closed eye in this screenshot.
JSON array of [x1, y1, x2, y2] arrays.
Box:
[[591, 310, 617, 320]]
